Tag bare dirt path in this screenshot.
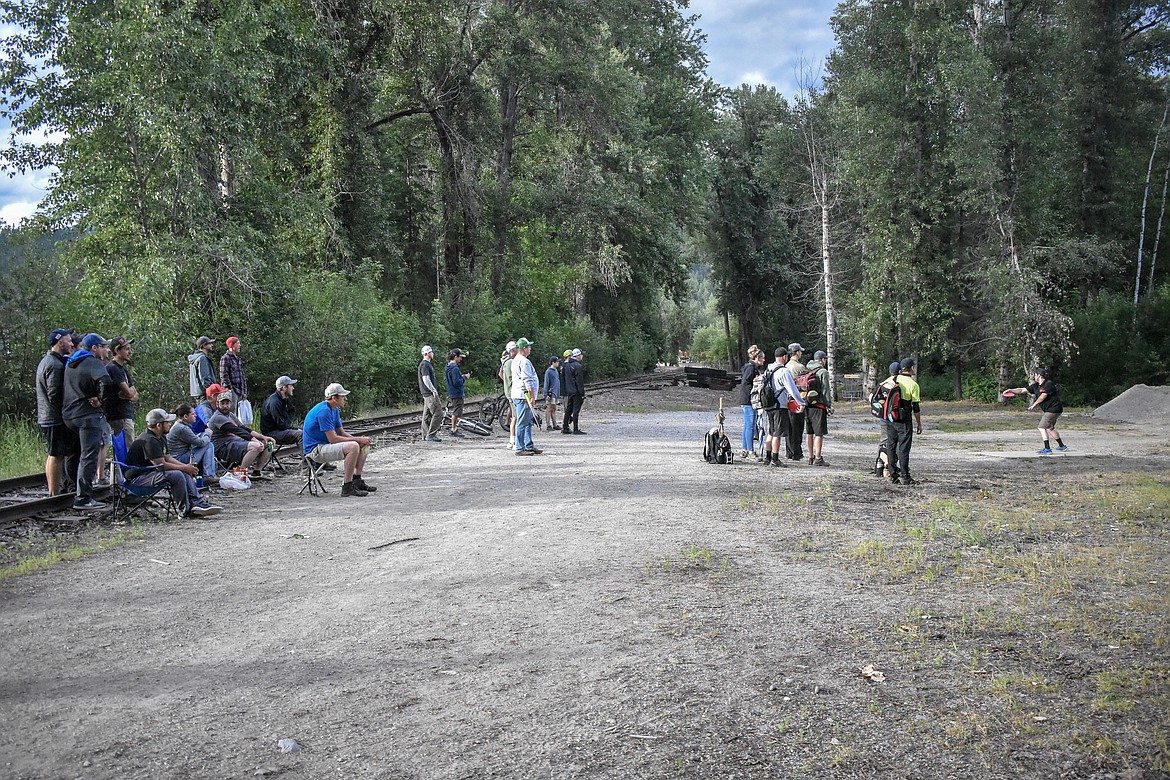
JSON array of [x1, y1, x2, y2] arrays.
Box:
[[2, 386, 1167, 779]]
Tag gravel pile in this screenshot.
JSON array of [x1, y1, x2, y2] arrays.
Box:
[[1092, 383, 1170, 424]]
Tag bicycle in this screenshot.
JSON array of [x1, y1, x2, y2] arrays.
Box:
[[443, 405, 493, 436], [495, 397, 545, 432]]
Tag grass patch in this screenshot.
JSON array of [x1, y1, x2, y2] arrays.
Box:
[[620, 404, 648, 414], [648, 543, 733, 582], [0, 416, 46, 479], [0, 526, 146, 582]]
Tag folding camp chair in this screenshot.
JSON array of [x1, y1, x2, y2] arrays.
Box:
[[110, 432, 179, 523], [298, 453, 329, 496]]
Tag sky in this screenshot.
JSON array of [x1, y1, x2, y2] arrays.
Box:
[[0, 1, 839, 227]]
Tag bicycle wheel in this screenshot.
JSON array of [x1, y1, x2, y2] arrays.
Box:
[[498, 401, 512, 431], [458, 417, 492, 436]]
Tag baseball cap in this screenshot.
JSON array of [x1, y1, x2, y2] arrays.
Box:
[[889, 362, 902, 375], [206, 383, 227, 399], [550, 355, 560, 364], [775, 347, 789, 358], [900, 357, 917, 370], [195, 335, 214, 348], [79, 333, 110, 349], [788, 342, 804, 353], [48, 327, 75, 346], [571, 348, 583, 358], [448, 348, 466, 359], [505, 340, 518, 351], [276, 375, 297, 388], [145, 408, 176, 426], [814, 350, 827, 360], [324, 382, 351, 398], [563, 349, 572, 358], [225, 336, 240, 349], [517, 338, 535, 348], [110, 336, 134, 351], [421, 345, 434, 355], [217, 391, 234, 402]]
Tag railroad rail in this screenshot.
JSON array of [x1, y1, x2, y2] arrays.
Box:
[[0, 370, 684, 530]]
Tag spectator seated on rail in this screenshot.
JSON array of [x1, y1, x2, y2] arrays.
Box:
[[167, 403, 221, 483], [209, 390, 275, 479], [116, 409, 221, 520], [302, 383, 375, 498]]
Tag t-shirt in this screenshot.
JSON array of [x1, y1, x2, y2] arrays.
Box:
[[418, 359, 437, 396], [105, 362, 134, 421], [125, 430, 166, 479], [500, 357, 514, 395], [1028, 380, 1063, 414], [303, 401, 341, 454], [894, 374, 922, 416]]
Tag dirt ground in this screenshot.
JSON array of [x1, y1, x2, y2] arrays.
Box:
[[2, 384, 1168, 780]]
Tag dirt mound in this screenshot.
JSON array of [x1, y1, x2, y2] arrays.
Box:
[[1092, 383, 1170, 424]]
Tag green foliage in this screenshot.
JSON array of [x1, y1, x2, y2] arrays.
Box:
[[0, 416, 45, 478]]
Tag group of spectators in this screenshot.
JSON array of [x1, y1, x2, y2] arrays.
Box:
[[738, 343, 833, 468], [34, 329, 378, 513], [416, 340, 588, 456]]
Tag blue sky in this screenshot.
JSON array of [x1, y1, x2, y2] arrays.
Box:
[[0, 1, 839, 226]]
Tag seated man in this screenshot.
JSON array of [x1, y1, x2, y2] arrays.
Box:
[[192, 383, 224, 435], [167, 403, 219, 482], [209, 390, 275, 477], [303, 383, 376, 497], [125, 408, 221, 518], [260, 375, 303, 446]]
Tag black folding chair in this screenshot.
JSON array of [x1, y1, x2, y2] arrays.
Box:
[[298, 453, 329, 496]]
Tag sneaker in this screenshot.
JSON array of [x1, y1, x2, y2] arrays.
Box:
[[807, 456, 815, 465], [769, 458, 784, 468], [1036, 447, 1052, 454], [901, 476, 918, 485], [427, 435, 443, 443], [353, 476, 377, 493], [516, 450, 535, 456], [249, 471, 272, 481], [341, 481, 368, 497], [561, 429, 571, 435], [572, 430, 587, 435], [526, 448, 544, 455], [814, 457, 828, 467], [321, 462, 338, 471], [73, 497, 106, 511], [188, 502, 222, 517], [741, 450, 751, 460], [890, 476, 901, 485], [1055, 445, 1068, 452], [451, 429, 466, 438]]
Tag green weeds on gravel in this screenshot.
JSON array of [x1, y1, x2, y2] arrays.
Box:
[[0, 526, 146, 582], [0, 416, 45, 479]]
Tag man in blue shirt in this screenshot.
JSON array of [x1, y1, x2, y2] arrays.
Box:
[[303, 383, 376, 497], [444, 349, 470, 438], [543, 356, 561, 431]]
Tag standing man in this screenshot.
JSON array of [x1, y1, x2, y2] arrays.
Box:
[[36, 328, 79, 495], [561, 348, 587, 435], [1006, 368, 1068, 454], [261, 375, 303, 447], [188, 335, 217, 403], [104, 336, 139, 442], [543, 355, 561, 432], [803, 350, 833, 466], [125, 409, 222, 517], [62, 333, 114, 510], [499, 341, 519, 449], [785, 343, 807, 461], [445, 349, 470, 438], [763, 347, 804, 467], [218, 335, 248, 413], [887, 357, 923, 485], [510, 338, 542, 455], [303, 383, 376, 497], [418, 345, 443, 442]]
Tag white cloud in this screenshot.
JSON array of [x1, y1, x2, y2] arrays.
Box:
[[1, 200, 37, 226]]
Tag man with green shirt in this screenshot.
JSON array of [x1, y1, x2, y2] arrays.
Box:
[[888, 357, 923, 485]]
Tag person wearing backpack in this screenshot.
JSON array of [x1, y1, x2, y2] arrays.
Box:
[[803, 350, 833, 466], [738, 345, 767, 460], [785, 343, 809, 461], [887, 357, 923, 485], [762, 347, 805, 467]]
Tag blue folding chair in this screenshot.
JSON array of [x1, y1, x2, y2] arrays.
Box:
[[110, 431, 179, 523]]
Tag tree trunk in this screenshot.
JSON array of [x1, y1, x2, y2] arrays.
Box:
[[819, 185, 839, 401], [723, 310, 734, 371], [953, 358, 963, 400], [1136, 100, 1168, 306]]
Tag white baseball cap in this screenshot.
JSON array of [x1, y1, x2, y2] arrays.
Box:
[[324, 382, 351, 398]]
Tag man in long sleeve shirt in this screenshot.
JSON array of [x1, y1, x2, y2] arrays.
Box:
[[418, 346, 443, 442], [218, 336, 248, 412], [763, 347, 805, 467], [510, 338, 542, 455], [36, 328, 79, 495], [63, 333, 114, 509]]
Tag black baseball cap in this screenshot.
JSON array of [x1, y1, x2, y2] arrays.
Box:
[[48, 327, 75, 346]]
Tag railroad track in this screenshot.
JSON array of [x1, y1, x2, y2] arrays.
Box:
[[0, 370, 684, 530]]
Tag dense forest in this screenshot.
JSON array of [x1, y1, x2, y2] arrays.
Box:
[[2, 0, 1168, 417]]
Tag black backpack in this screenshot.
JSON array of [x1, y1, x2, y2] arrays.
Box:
[[703, 427, 733, 464], [754, 368, 779, 410], [869, 378, 904, 423]]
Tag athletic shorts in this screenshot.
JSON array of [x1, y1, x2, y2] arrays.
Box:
[[450, 397, 465, 417], [764, 409, 783, 436], [41, 424, 79, 458], [804, 406, 828, 436], [1038, 412, 1061, 430], [307, 442, 347, 463]]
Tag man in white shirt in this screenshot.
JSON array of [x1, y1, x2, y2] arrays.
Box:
[[764, 347, 805, 468], [510, 338, 543, 455]]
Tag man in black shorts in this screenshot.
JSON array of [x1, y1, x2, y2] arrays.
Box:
[[125, 408, 221, 517], [36, 328, 79, 495], [803, 350, 832, 466], [1006, 369, 1068, 454]]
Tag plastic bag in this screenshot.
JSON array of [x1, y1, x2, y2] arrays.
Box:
[[237, 399, 254, 425], [219, 471, 251, 490]]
